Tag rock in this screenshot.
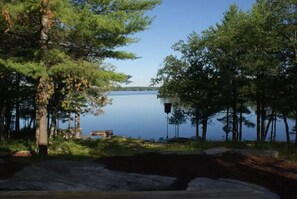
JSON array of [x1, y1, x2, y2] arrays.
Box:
[[187, 178, 278, 199], [203, 147, 231, 156], [0, 160, 176, 191], [232, 149, 279, 158], [12, 151, 31, 157], [159, 151, 202, 155]]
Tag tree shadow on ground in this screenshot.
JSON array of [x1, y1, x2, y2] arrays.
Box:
[[97, 152, 297, 199]]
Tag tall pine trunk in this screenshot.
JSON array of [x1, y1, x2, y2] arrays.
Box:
[[256, 80, 261, 142], [4, 100, 13, 140], [265, 111, 273, 141], [226, 104, 230, 141], [0, 105, 6, 141], [36, 77, 51, 155], [37, 96, 48, 155], [260, 100, 266, 141], [202, 116, 208, 141], [15, 74, 20, 134], [273, 112, 277, 142], [74, 112, 81, 139], [238, 99, 243, 142], [195, 117, 199, 138], [225, 82, 231, 142], [232, 82, 238, 142], [295, 114, 297, 147], [50, 108, 57, 138], [283, 113, 291, 144], [270, 111, 277, 142], [256, 101, 261, 142], [36, 0, 53, 156], [68, 111, 71, 129]]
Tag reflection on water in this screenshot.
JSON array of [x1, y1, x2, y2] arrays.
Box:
[[73, 91, 293, 141]]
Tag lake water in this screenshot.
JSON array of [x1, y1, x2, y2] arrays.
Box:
[[73, 91, 294, 141]]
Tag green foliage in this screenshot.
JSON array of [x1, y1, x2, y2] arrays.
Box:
[[41, 138, 297, 163], [48, 136, 155, 158], [0, 0, 161, 145], [49, 137, 92, 157], [0, 140, 35, 152], [152, 32, 224, 140], [1, 137, 296, 162], [169, 109, 186, 126], [152, 0, 297, 144], [47, 136, 201, 158]]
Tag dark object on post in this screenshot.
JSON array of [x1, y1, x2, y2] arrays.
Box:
[[90, 130, 113, 138], [164, 103, 172, 114], [164, 103, 172, 140]]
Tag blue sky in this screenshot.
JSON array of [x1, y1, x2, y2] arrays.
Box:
[[108, 0, 256, 87]]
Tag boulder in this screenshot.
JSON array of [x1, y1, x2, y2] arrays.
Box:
[[12, 151, 31, 157], [187, 178, 278, 199], [203, 147, 231, 156], [232, 149, 279, 158], [0, 160, 176, 191]]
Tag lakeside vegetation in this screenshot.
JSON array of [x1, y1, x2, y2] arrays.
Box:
[[0, 0, 161, 156], [1, 136, 296, 162], [152, 0, 297, 146], [0, 0, 297, 157]]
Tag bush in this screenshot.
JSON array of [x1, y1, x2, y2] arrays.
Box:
[[0, 140, 35, 153]]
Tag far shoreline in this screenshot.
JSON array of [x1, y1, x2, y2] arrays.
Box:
[[112, 86, 159, 92]]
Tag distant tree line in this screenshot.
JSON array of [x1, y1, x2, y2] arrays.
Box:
[[113, 87, 159, 91], [0, 0, 160, 155], [152, 0, 297, 145]]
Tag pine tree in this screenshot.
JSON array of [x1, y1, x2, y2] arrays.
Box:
[[0, 0, 160, 155]]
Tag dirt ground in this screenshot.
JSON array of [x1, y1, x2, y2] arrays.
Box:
[[1, 152, 297, 199], [97, 152, 297, 199]]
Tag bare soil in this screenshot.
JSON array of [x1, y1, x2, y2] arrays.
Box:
[[1, 152, 297, 198], [97, 152, 297, 199]]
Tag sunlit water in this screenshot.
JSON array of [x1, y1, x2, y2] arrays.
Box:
[[63, 91, 294, 141]]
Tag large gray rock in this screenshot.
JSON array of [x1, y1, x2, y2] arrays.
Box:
[[0, 160, 175, 191], [232, 149, 279, 158], [187, 178, 278, 199], [203, 147, 231, 156]]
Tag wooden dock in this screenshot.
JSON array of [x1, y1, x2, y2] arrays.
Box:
[[90, 130, 113, 138]]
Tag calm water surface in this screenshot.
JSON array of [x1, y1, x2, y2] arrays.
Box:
[[75, 91, 293, 141]]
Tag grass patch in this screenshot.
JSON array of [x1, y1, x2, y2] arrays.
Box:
[[0, 140, 35, 153], [1, 136, 297, 162]]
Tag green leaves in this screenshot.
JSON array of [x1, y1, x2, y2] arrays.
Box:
[[0, 0, 160, 90], [0, 58, 46, 78], [0, 0, 160, 143], [153, 0, 297, 142]]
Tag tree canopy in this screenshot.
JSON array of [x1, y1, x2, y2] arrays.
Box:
[[152, 0, 297, 144], [0, 0, 161, 155]]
